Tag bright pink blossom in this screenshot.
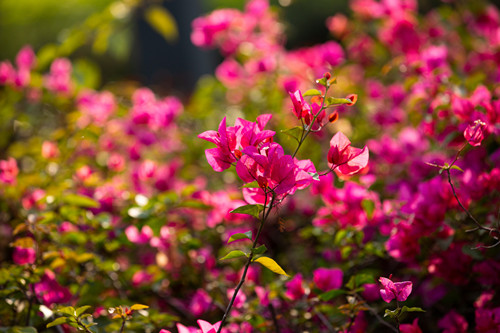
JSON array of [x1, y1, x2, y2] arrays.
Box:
[[327, 132, 369, 176], [464, 119, 486, 146], [198, 115, 274, 172], [34, 270, 72, 306], [236, 142, 315, 204], [125, 225, 153, 245], [313, 267, 343, 291], [13, 246, 36, 265], [379, 276, 412, 303], [285, 273, 305, 301], [16, 45, 36, 70], [41, 141, 59, 159], [44, 58, 73, 95], [0, 157, 18, 185], [0, 61, 15, 85], [197, 319, 222, 333]]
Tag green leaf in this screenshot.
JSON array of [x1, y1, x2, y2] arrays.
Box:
[[401, 306, 426, 313], [145, 5, 178, 42], [253, 257, 289, 277], [361, 199, 375, 219], [57, 306, 76, 317], [345, 274, 374, 290], [47, 317, 69, 328], [130, 304, 149, 311], [303, 89, 322, 97], [318, 289, 347, 301], [280, 126, 303, 143], [325, 97, 352, 106], [316, 77, 328, 87], [9, 328, 37, 333], [227, 231, 253, 244], [450, 165, 464, 172], [230, 204, 264, 219], [178, 200, 211, 209], [63, 194, 99, 208], [252, 244, 267, 255], [384, 308, 399, 319], [75, 306, 92, 317], [220, 250, 248, 260]]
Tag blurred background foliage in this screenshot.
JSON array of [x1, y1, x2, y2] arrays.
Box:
[[0, 0, 480, 95]]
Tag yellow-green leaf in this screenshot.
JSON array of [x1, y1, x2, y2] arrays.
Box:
[[47, 317, 68, 328], [253, 257, 289, 277], [145, 6, 178, 42], [130, 304, 149, 311], [220, 250, 248, 260], [63, 194, 99, 208]]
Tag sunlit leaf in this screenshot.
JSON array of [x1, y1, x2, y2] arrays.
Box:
[[145, 5, 178, 42], [325, 97, 352, 106], [303, 89, 322, 97], [75, 306, 92, 317], [253, 257, 289, 277], [63, 194, 99, 208], [130, 304, 149, 311], [450, 165, 464, 172], [47, 318, 68, 328]]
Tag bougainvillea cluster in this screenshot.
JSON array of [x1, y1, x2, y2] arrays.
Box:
[[0, 0, 499, 332]]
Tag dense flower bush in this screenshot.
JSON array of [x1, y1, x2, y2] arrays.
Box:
[[0, 0, 499, 332]]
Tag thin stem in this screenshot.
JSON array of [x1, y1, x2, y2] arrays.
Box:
[[119, 316, 126, 333], [291, 86, 330, 159], [25, 285, 34, 326], [216, 193, 276, 332], [316, 311, 336, 333], [76, 317, 95, 333], [267, 303, 281, 333], [395, 302, 401, 333], [446, 169, 492, 232]]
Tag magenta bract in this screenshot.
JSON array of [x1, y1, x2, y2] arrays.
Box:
[[379, 276, 412, 303]]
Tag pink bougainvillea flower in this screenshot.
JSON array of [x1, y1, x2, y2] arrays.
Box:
[[464, 119, 486, 146], [16, 45, 36, 70], [34, 269, 72, 306], [236, 142, 315, 205], [379, 276, 412, 303], [197, 319, 222, 333], [41, 141, 59, 159], [189, 289, 212, 317], [289, 90, 309, 120], [313, 267, 343, 291], [125, 225, 153, 245], [327, 132, 369, 176], [0, 157, 19, 185], [284, 273, 305, 301], [44, 58, 73, 95], [438, 310, 468, 333], [13, 246, 36, 265], [198, 115, 274, 172], [400, 318, 422, 333], [0, 61, 15, 85]]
